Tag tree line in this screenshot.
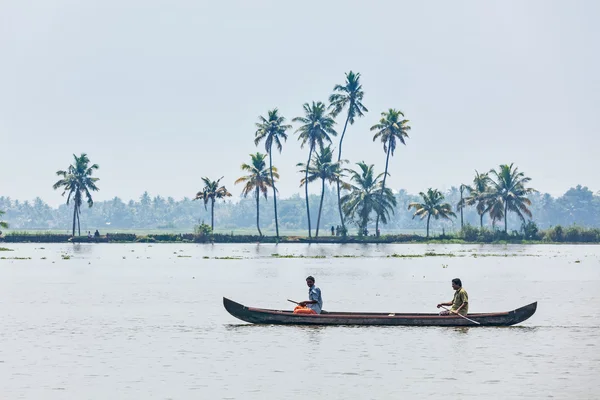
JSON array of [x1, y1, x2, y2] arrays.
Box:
[[4, 70, 595, 237]]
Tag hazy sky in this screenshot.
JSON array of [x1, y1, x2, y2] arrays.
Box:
[[2, 0, 599, 206]]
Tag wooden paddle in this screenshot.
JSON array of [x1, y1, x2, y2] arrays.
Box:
[[439, 305, 481, 325]]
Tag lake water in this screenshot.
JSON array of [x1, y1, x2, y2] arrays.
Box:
[[0, 243, 599, 399]]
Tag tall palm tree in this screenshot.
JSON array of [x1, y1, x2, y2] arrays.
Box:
[[329, 71, 368, 233], [297, 146, 345, 237], [456, 184, 469, 230], [370, 109, 411, 236], [341, 162, 396, 235], [235, 153, 277, 237], [464, 170, 492, 228], [408, 188, 456, 238], [0, 210, 8, 229], [254, 108, 291, 240], [486, 163, 537, 233], [194, 177, 232, 232], [52, 153, 100, 236], [293, 101, 337, 238]]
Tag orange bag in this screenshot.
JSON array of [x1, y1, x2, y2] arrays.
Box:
[[293, 305, 317, 315]]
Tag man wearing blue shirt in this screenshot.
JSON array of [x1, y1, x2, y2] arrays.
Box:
[[299, 276, 323, 314]]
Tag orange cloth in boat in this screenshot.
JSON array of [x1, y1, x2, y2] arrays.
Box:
[[293, 305, 317, 314]]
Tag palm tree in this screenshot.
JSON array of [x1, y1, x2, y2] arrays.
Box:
[[293, 101, 337, 238], [254, 108, 291, 239], [370, 109, 411, 236], [52, 153, 100, 236], [0, 210, 8, 229], [329, 71, 368, 233], [341, 162, 396, 235], [456, 184, 469, 230], [235, 153, 277, 237], [486, 163, 537, 233], [194, 177, 232, 232], [408, 188, 456, 238], [464, 170, 492, 228], [297, 146, 345, 237]]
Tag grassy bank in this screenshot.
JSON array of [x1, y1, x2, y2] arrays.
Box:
[[1, 225, 599, 244]]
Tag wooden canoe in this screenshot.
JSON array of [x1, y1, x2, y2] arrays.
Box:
[[223, 297, 537, 327]]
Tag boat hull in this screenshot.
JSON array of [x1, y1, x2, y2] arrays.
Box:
[[223, 297, 537, 327]]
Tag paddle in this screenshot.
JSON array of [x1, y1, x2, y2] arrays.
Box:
[[439, 305, 481, 325]]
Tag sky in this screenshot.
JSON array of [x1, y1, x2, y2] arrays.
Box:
[[1, 0, 599, 207]]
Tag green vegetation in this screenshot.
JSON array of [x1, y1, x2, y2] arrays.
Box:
[[235, 152, 277, 237], [409, 189, 456, 238], [254, 108, 291, 240], [194, 177, 231, 232], [329, 71, 368, 234], [342, 162, 396, 236], [371, 108, 411, 236], [0, 247, 13, 251], [52, 153, 100, 236], [293, 101, 337, 238], [0, 210, 8, 229]]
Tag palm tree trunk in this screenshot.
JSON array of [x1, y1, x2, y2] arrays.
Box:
[[77, 208, 81, 236], [304, 144, 313, 238], [480, 213, 484, 229], [375, 143, 392, 237], [211, 198, 215, 232], [504, 200, 508, 233], [268, 144, 279, 240], [426, 213, 431, 238], [72, 205, 77, 236], [336, 113, 351, 234], [460, 191, 464, 230], [255, 186, 262, 237], [316, 178, 326, 237]]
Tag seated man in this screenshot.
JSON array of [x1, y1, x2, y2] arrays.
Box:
[[437, 278, 469, 316], [295, 276, 323, 314]]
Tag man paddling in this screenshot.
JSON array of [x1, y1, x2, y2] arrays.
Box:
[[297, 276, 323, 314], [437, 278, 469, 316]]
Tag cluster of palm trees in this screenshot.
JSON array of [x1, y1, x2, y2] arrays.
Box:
[[457, 163, 537, 234], [195, 71, 413, 238], [0, 210, 8, 229], [42, 72, 536, 240]]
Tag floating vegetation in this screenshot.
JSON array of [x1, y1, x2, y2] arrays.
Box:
[[1, 256, 32, 260], [271, 254, 326, 259], [177, 255, 192, 258], [202, 256, 209, 259], [388, 254, 423, 258], [61, 255, 71, 260], [41, 257, 47, 260], [0, 247, 14, 251], [333, 255, 359, 258], [424, 252, 456, 257], [214, 256, 242, 260]]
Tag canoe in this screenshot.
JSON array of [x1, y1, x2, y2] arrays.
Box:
[[223, 297, 537, 327]]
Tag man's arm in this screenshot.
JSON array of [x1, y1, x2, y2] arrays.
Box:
[[436, 301, 453, 308]]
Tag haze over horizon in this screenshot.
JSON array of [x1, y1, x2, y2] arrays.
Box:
[[2, 0, 599, 207]]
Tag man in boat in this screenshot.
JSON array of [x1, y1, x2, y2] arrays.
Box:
[[297, 276, 323, 314], [437, 278, 469, 316]]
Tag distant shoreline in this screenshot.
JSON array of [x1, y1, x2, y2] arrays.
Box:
[[1, 232, 598, 245]]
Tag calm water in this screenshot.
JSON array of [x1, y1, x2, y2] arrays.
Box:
[[1, 243, 599, 399]]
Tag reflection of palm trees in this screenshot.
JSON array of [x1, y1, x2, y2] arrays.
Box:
[[329, 71, 368, 233], [342, 162, 396, 235], [370, 109, 411, 236], [408, 188, 456, 238], [293, 101, 337, 238], [298, 145, 345, 237], [254, 108, 291, 239], [235, 153, 277, 237]]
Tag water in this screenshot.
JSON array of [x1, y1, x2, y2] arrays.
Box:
[[1, 243, 599, 399]]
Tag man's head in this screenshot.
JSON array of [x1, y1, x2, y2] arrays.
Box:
[[451, 278, 462, 290], [306, 276, 315, 287]]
